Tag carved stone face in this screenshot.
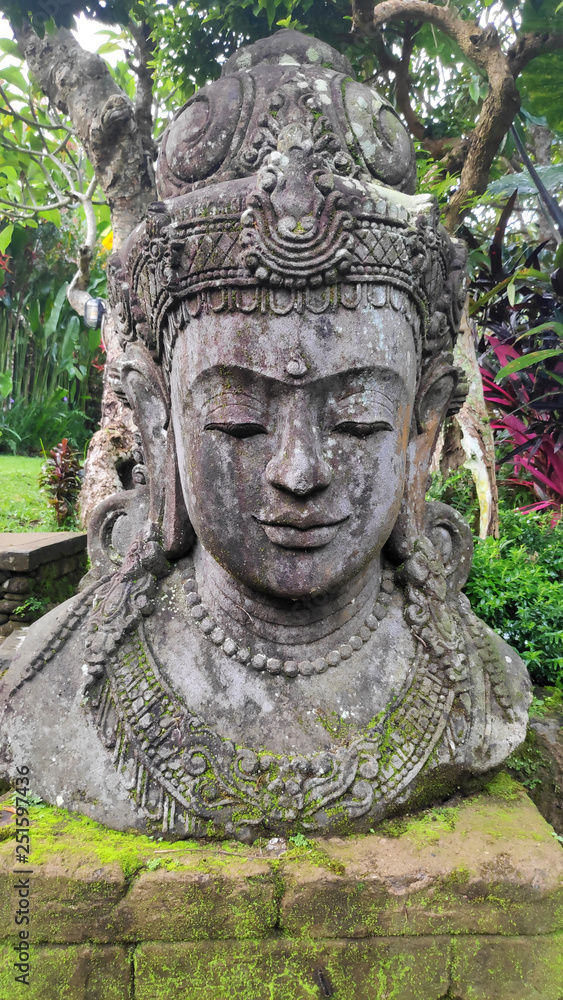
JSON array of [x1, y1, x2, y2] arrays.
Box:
[[170, 302, 417, 599]]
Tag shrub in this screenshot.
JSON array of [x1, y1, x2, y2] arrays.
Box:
[[469, 226, 563, 516], [428, 470, 563, 687], [39, 439, 82, 527], [0, 392, 91, 456]]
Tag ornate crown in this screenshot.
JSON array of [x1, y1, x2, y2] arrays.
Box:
[[108, 30, 467, 380]]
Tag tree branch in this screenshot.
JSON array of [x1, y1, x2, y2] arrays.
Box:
[[359, 0, 521, 231], [393, 23, 425, 140], [508, 31, 563, 76], [0, 195, 71, 214], [11, 19, 156, 247], [368, 1, 508, 72], [129, 19, 157, 162], [0, 85, 72, 131]]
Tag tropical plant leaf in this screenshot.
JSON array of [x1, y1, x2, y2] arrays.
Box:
[[495, 350, 563, 381], [487, 165, 563, 199]]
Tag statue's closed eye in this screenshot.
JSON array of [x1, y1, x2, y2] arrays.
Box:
[[204, 421, 267, 439], [332, 420, 393, 439], [330, 391, 395, 438], [202, 399, 267, 438]]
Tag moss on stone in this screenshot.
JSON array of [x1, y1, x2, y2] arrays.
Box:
[[0, 784, 561, 998], [483, 771, 524, 801], [0, 801, 199, 878]]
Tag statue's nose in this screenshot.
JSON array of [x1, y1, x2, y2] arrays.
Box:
[[265, 418, 332, 497]]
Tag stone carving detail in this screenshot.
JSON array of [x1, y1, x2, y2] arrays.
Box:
[[0, 30, 531, 841], [80, 550, 456, 838]]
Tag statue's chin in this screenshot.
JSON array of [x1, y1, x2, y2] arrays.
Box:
[[198, 539, 380, 608]]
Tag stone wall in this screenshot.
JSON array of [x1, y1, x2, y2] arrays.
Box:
[[0, 776, 562, 999], [0, 532, 86, 641]]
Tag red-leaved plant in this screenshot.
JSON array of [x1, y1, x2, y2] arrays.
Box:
[[39, 438, 82, 526], [470, 200, 563, 518]]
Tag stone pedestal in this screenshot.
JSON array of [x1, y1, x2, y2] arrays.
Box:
[[1, 777, 562, 999], [0, 532, 87, 642]]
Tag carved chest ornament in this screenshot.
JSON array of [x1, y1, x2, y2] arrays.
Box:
[[10, 525, 516, 840]]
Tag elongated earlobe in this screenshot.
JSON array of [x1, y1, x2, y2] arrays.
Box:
[[87, 344, 192, 575], [386, 355, 462, 562]]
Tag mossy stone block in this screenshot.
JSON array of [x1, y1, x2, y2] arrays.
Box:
[[0, 856, 127, 944], [112, 856, 278, 940], [281, 787, 563, 938], [450, 932, 563, 999], [0, 943, 130, 999], [134, 936, 451, 1000]]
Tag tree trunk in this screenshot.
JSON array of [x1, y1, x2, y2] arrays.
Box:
[[448, 307, 499, 538], [12, 20, 156, 525], [78, 312, 138, 526]]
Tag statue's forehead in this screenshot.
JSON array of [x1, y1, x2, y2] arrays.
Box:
[[171, 306, 417, 388]]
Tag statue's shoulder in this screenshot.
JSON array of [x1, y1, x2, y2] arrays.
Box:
[[1, 590, 88, 700], [453, 594, 531, 768], [0, 582, 148, 831]]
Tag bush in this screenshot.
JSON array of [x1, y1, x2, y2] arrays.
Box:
[[428, 470, 563, 687], [0, 392, 92, 456], [39, 439, 82, 527]]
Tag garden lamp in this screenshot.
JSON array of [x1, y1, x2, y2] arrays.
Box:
[[83, 297, 105, 329]]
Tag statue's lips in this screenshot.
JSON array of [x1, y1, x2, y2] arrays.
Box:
[[254, 516, 349, 549]]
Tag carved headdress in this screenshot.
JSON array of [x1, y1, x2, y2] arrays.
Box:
[[108, 30, 466, 387], [97, 30, 469, 572]]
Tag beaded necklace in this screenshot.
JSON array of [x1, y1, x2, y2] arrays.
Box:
[[181, 560, 396, 678]]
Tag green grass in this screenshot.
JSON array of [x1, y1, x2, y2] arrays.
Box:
[[0, 456, 59, 532]]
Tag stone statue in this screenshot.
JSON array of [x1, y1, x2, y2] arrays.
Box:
[[0, 31, 531, 842]]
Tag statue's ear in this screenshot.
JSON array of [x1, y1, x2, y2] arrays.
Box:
[[386, 353, 460, 562], [87, 345, 192, 576], [120, 344, 169, 518], [424, 500, 473, 594]]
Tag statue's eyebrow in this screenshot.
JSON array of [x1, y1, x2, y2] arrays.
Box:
[[200, 390, 266, 419], [330, 368, 405, 399], [201, 388, 262, 407], [189, 366, 407, 408], [190, 366, 267, 393], [337, 385, 396, 405]]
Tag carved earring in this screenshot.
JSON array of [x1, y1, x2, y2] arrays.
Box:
[[161, 417, 194, 558], [87, 345, 193, 577], [386, 354, 462, 568]]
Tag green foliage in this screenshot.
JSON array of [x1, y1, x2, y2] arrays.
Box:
[[0, 42, 108, 228], [0, 392, 92, 455], [426, 467, 481, 525], [12, 595, 49, 618], [487, 164, 563, 200], [146, 0, 369, 107], [512, 0, 563, 131], [467, 517, 563, 686], [0, 221, 104, 454], [0, 1, 134, 31], [521, 53, 563, 133], [428, 469, 563, 686], [288, 833, 310, 848], [506, 742, 546, 790]]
